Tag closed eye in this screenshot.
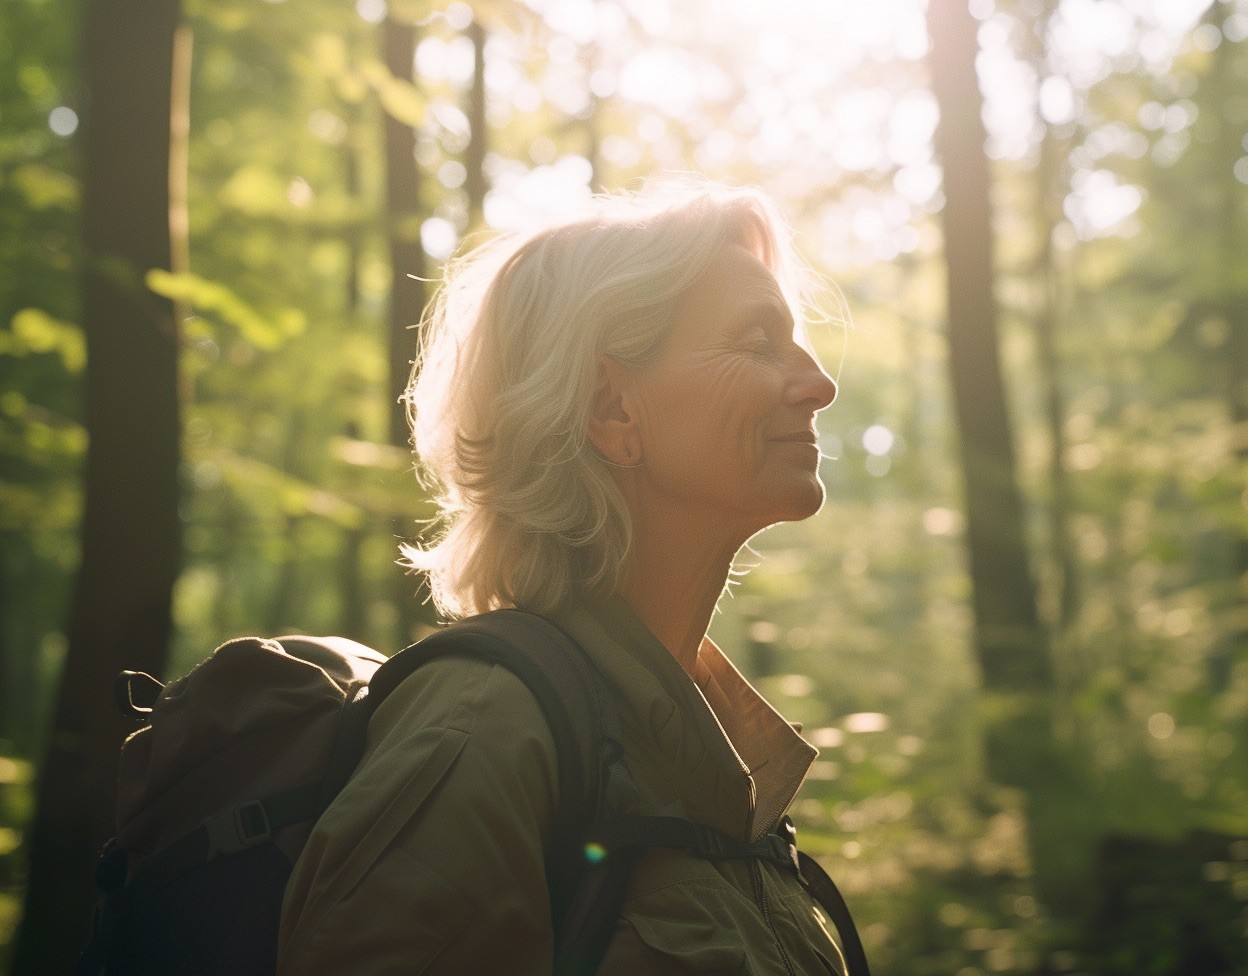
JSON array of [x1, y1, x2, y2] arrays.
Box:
[[741, 328, 772, 351]]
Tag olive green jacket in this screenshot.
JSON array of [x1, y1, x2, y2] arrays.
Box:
[[278, 593, 848, 975]]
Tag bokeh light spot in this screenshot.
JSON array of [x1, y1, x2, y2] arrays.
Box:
[[862, 424, 894, 456], [355, 0, 386, 23], [49, 106, 78, 136], [1147, 712, 1175, 740]]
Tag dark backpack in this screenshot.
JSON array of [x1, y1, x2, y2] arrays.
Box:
[[79, 609, 869, 976]]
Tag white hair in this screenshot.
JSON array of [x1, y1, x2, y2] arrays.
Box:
[[400, 178, 823, 620]]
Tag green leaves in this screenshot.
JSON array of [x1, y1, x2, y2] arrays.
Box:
[[2, 308, 84, 372], [146, 269, 305, 350], [359, 59, 426, 127], [9, 163, 78, 211]]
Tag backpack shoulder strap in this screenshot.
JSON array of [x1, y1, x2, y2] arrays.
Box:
[[359, 610, 626, 946], [796, 850, 871, 976]]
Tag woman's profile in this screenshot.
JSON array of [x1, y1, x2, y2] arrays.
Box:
[[278, 178, 850, 974]]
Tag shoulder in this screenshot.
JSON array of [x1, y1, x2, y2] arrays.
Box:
[[363, 652, 559, 786], [279, 656, 563, 974], [280, 655, 562, 970]]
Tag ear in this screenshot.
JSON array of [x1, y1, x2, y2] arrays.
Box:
[[587, 355, 641, 467]]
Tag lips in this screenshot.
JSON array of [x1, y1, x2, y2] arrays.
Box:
[[772, 431, 818, 444]]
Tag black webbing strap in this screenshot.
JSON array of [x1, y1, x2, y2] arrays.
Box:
[[797, 850, 872, 976], [105, 779, 326, 910], [592, 814, 871, 976], [76, 781, 328, 975], [595, 814, 801, 871]]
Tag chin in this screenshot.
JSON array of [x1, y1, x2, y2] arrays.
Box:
[[758, 477, 826, 526]]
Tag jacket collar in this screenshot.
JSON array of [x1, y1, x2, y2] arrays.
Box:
[[547, 592, 816, 842]]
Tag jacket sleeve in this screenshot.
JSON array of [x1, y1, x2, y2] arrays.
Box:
[[277, 656, 560, 975]]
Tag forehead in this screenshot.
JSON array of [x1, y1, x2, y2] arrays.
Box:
[[672, 243, 789, 338]]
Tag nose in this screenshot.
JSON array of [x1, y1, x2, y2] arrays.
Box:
[[784, 344, 837, 411]]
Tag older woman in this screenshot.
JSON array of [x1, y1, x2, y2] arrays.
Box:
[[278, 181, 845, 974]]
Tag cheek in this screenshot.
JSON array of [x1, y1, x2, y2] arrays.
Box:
[[639, 358, 779, 480]]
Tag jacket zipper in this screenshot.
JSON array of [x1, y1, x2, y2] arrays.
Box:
[[751, 858, 796, 976]]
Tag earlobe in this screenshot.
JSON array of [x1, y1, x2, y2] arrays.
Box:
[[587, 356, 641, 468]]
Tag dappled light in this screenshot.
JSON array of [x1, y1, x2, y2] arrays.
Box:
[[3, 0, 1248, 971]]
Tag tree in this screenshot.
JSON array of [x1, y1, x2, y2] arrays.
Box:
[[1021, 0, 1080, 633], [927, 0, 1087, 912], [464, 18, 488, 229], [12, 0, 185, 969], [380, 12, 431, 642], [927, 0, 1050, 695]]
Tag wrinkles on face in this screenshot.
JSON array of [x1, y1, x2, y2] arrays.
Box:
[[635, 341, 771, 492], [626, 241, 833, 541]]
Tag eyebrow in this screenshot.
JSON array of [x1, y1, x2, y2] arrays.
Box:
[[725, 293, 795, 334]]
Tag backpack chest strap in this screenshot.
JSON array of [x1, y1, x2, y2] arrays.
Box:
[[588, 813, 872, 976], [592, 814, 801, 873]]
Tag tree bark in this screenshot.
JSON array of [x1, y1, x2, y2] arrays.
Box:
[[339, 103, 369, 643], [12, 0, 184, 969], [926, 0, 1050, 694], [1034, 127, 1079, 634], [464, 20, 488, 230], [1021, 0, 1079, 636], [381, 15, 429, 642], [928, 0, 1093, 915], [381, 16, 425, 451], [1209, 6, 1248, 685]]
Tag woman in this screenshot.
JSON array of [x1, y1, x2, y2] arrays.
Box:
[[278, 180, 844, 974]]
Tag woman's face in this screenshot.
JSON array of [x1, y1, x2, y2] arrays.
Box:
[[626, 241, 838, 542]]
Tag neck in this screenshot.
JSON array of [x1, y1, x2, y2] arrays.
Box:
[[618, 498, 742, 679]]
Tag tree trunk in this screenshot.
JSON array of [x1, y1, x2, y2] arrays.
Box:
[[927, 0, 1050, 694], [927, 0, 1087, 914], [1034, 128, 1079, 635], [381, 15, 429, 642], [583, 44, 604, 192], [338, 106, 369, 643], [1021, 0, 1080, 637], [1211, 7, 1248, 676], [265, 515, 306, 634], [12, 1, 184, 969], [464, 19, 488, 230]]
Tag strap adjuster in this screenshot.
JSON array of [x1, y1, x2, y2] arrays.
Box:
[[762, 833, 802, 873], [694, 823, 728, 858], [204, 800, 271, 859]]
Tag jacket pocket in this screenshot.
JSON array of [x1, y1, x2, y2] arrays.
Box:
[[279, 726, 470, 967], [599, 876, 772, 975], [332, 726, 470, 900]]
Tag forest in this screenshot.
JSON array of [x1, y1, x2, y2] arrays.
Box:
[[1, 0, 1247, 972]]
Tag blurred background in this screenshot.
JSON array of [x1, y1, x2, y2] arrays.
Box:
[[2, 0, 1247, 972]]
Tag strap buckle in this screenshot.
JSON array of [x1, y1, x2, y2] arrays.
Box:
[[203, 800, 271, 859], [761, 833, 802, 874]]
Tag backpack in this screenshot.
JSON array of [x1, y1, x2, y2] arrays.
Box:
[[79, 609, 870, 976]]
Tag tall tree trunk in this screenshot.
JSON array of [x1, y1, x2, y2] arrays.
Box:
[[1034, 128, 1079, 635], [12, 1, 184, 969], [927, 0, 1050, 693], [582, 42, 604, 191], [265, 515, 306, 634], [464, 19, 488, 230], [338, 101, 369, 643], [1020, 1, 1079, 637], [337, 422, 368, 642], [927, 0, 1083, 912], [1209, 7, 1248, 686], [381, 15, 429, 642]]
